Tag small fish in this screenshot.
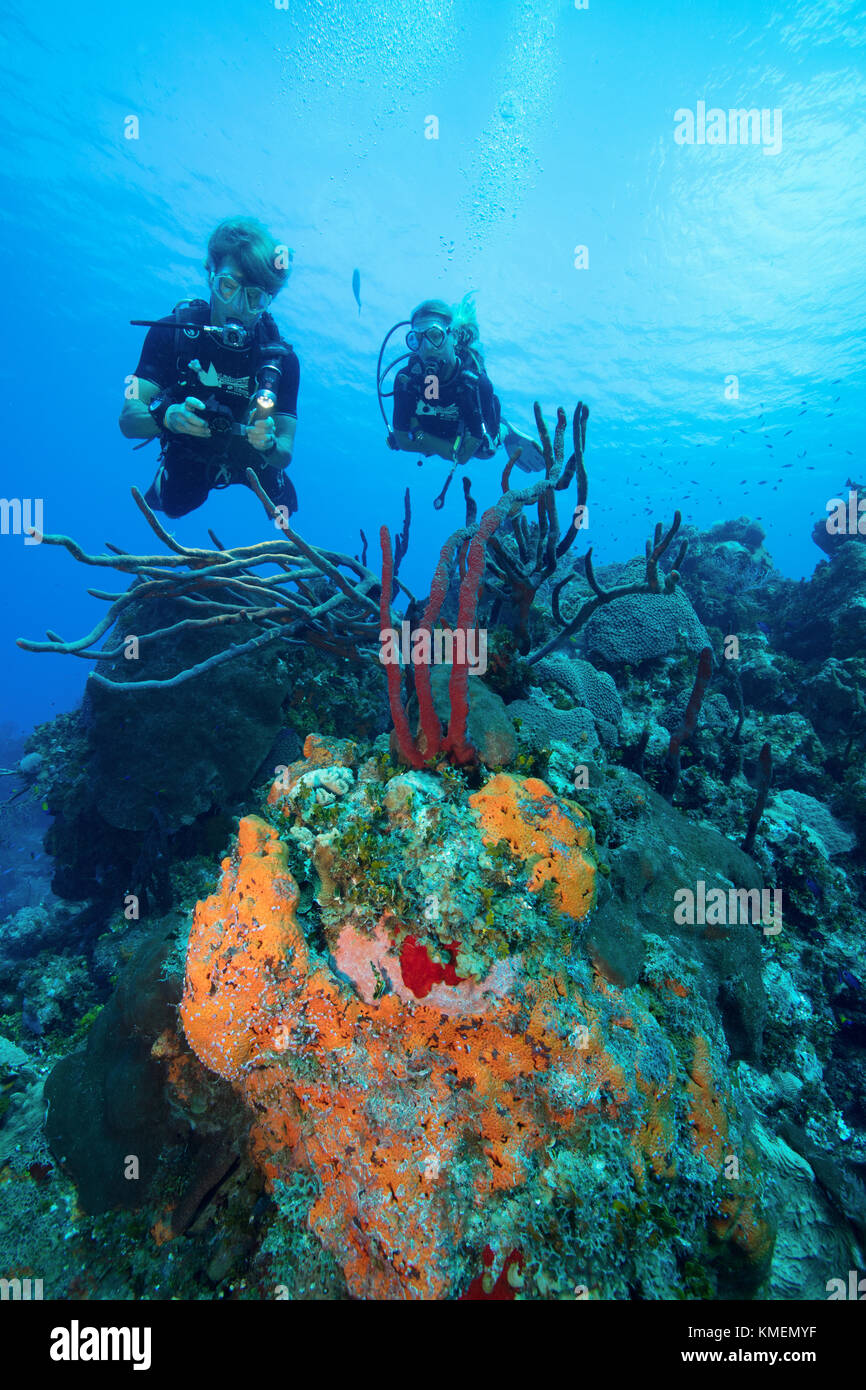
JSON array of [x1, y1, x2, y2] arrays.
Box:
[[756, 621, 771, 635], [840, 968, 862, 992], [804, 876, 823, 900], [352, 268, 362, 315], [783, 429, 792, 436]]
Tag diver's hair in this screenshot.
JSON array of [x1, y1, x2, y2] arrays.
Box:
[[450, 292, 485, 370], [410, 292, 486, 369], [205, 217, 291, 297], [410, 299, 453, 326]]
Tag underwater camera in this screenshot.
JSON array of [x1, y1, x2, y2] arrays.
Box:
[[197, 395, 237, 435]]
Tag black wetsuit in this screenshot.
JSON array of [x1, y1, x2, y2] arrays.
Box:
[[392, 353, 500, 451], [133, 302, 300, 518]]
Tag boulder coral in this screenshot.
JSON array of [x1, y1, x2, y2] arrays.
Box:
[[179, 734, 773, 1299]]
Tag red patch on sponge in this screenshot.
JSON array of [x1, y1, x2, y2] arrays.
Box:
[[399, 935, 463, 998], [462, 1247, 524, 1300]]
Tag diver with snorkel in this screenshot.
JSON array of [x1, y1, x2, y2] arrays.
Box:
[[378, 295, 544, 507], [120, 217, 299, 519]]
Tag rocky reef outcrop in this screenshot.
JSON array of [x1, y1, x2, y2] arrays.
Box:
[[173, 735, 774, 1299]]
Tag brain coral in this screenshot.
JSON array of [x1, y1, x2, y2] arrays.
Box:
[[580, 558, 711, 667], [534, 655, 623, 740]]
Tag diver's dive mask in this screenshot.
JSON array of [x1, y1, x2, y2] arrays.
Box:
[[406, 324, 449, 352], [209, 271, 273, 315]]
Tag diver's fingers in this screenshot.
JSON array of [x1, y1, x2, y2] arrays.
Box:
[[183, 397, 207, 413], [180, 409, 211, 436], [165, 403, 209, 436]]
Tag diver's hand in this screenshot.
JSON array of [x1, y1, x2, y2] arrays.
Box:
[[246, 416, 277, 452], [165, 398, 211, 438]]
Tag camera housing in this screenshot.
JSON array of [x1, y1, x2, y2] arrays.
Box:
[[199, 395, 237, 434]]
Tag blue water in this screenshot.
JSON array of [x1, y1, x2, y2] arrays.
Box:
[[1, 0, 864, 731]]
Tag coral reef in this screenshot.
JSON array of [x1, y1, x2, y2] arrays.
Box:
[[7, 433, 866, 1304]]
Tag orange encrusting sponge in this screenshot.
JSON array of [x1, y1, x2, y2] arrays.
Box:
[[180, 816, 306, 1080], [468, 774, 597, 918]]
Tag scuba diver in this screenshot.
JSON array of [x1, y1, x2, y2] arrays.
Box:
[[379, 295, 545, 504], [120, 217, 299, 519]]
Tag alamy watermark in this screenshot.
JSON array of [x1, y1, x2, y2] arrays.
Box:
[[825, 490, 866, 538], [827, 1270, 866, 1299], [49, 1321, 151, 1370], [0, 497, 43, 544], [673, 880, 782, 936], [674, 102, 782, 156], [0, 1275, 43, 1299], [379, 621, 487, 676]]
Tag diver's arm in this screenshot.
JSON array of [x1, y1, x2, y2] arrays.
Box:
[[272, 413, 296, 466], [412, 431, 484, 464], [119, 378, 162, 439], [392, 374, 446, 456], [394, 429, 442, 458], [121, 379, 210, 439], [246, 412, 296, 465], [394, 428, 469, 461]]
